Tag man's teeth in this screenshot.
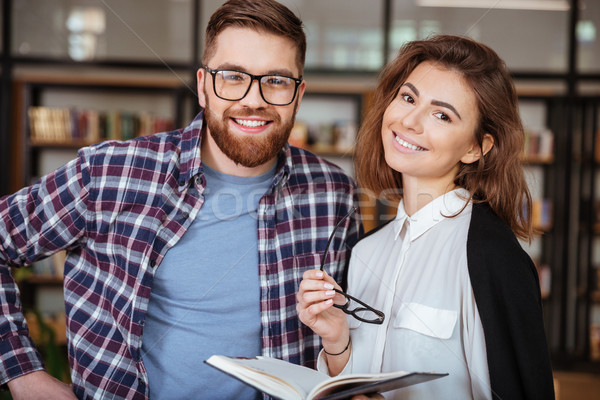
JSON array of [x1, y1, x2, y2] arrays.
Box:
[[395, 136, 425, 151], [235, 119, 267, 128]]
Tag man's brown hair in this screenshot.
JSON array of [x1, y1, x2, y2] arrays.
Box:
[[355, 35, 533, 240], [202, 0, 306, 74]]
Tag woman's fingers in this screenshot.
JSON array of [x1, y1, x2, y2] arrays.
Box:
[[300, 287, 336, 305], [298, 272, 335, 301], [299, 297, 334, 320], [301, 269, 343, 291], [302, 268, 326, 280], [297, 270, 341, 327]]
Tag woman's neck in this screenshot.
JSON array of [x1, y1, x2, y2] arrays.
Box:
[[401, 177, 457, 216]]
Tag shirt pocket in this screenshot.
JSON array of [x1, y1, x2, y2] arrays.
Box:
[[393, 302, 457, 339]]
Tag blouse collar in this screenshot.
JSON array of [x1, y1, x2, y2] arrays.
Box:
[[393, 188, 471, 241]]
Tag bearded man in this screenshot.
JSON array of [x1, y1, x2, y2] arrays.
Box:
[[0, 1, 362, 399]]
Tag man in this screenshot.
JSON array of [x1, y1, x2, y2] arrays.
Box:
[[0, 1, 362, 398]]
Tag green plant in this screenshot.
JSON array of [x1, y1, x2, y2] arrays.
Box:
[[28, 309, 70, 383]]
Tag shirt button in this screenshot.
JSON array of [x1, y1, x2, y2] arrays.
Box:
[[182, 212, 189, 219], [150, 260, 156, 268], [138, 377, 145, 386]]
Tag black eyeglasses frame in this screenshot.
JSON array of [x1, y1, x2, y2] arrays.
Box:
[[202, 66, 303, 106], [320, 207, 385, 325]]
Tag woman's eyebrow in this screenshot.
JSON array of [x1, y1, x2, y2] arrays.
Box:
[[403, 81, 462, 120], [431, 100, 462, 120], [403, 82, 419, 96]]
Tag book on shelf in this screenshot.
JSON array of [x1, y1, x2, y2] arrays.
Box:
[[205, 355, 447, 400], [291, 120, 356, 154], [289, 121, 309, 148], [28, 106, 174, 145], [524, 198, 553, 231], [523, 127, 554, 161], [595, 131, 600, 164], [30, 251, 66, 279], [591, 324, 600, 361], [536, 263, 552, 299]]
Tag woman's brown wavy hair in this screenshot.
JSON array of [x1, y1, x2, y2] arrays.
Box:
[[355, 34, 533, 240]]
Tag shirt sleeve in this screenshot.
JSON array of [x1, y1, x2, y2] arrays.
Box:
[[0, 152, 91, 384], [316, 348, 354, 377]]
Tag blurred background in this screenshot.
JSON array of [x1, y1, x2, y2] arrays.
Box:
[[1, 0, 599, 398]]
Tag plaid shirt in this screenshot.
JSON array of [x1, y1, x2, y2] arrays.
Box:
[[0, 112, 362, 399]]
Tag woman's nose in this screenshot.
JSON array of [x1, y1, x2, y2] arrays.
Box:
[[400, 106, 424, 133]]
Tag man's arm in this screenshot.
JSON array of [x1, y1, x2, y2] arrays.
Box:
[[0, 154, 90, 386], [7, 371, 76, 400]]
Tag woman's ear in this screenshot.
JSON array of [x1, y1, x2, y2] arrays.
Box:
[[461, 134, 494, 164]]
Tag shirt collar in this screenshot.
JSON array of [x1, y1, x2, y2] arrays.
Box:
[[272, 143, 292, 189], [178, 112, 204, 188], [393, 188, 471, 241]]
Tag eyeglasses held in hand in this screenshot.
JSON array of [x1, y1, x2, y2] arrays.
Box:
[[203, 66, 303, 106], [320, 207, 385, 325]]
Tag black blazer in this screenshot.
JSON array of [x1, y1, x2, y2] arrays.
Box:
[[467, 203, 555, 399]]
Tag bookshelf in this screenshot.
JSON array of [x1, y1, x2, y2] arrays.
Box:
[[10, 74, 190, 190], [294, 92, 363, 177], [8, 74, 193, 376], [578, 97, 600, 366]]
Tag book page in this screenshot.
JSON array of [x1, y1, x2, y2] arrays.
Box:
[[309, 370, 411, 399], [206, 356, 330, 399]]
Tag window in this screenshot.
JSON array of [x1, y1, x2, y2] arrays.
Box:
[[578, 0, 600, 73], [200, 0, 385, 71], [12, 0, 194, 63], [391, 0, 570, 73]]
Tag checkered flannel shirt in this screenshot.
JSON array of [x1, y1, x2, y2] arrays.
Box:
[[0, 112, 362, 399]]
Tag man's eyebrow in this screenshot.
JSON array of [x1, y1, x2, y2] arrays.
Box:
[[431, 100, 462, 120], [214, 63, 297, 77]]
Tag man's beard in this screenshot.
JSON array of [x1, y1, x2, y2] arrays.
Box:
[[203, 96, 297, 168]]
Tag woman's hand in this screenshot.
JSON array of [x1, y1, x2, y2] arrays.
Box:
[[296, 269, 350, 358]]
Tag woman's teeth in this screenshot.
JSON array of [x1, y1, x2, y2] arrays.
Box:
[[395, 136, 425, 151], [235, 119, 267, 128]]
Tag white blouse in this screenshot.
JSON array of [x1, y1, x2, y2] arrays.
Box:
[[318, 189, 492, 399]]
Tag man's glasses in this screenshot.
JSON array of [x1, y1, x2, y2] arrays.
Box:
[[203, 66, 303, 106], [320, 207, 385, 325]]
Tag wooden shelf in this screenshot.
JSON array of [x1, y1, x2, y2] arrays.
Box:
[[30, 139, 96, 149], [301, 144, 354, 157], [523, 154, 554, 164], [14, 71, 186, 89], [21, 275, 64, 285]]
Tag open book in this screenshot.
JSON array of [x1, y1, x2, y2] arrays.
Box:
[[205, 355, 447, 400]]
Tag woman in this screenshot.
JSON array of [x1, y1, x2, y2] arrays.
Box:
[[297, 35, 555, 399]]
